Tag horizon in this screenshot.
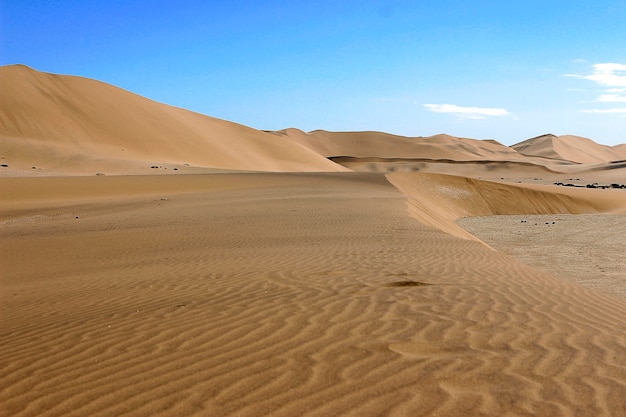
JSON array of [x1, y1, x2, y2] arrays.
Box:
[[2, 1, 626, 146]]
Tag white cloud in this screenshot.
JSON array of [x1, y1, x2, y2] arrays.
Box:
[[566, 63, 626, 110], [423, 104, 510, 119], [589, 63, 626, 86], [567, 63, 626, 87], [596, 93, 626, 103]]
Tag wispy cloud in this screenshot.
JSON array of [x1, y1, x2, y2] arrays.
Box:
[[580, 108, 626, 114], [595, 88, 626, 103], [566, 63, 626, 87], [423, 104, 510, 119], [567, 63, 626, 113]]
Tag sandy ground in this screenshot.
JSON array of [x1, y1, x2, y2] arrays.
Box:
[[458, 214, 626, 299], [1, 173, 626, 417]]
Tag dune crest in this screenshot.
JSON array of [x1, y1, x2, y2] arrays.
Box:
[[385, 172, 613, 242]]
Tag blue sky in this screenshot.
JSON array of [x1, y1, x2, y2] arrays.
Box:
[[2, 1, 626, 145]]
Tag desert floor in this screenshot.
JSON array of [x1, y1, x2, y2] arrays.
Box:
[[1, 172, 625, 417], [458, 214, 626, 299]]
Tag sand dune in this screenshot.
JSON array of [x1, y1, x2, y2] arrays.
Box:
[[3, 65, 624, 176], [0, 65, 347, 174], [2, 66, 626, 416], [512, 134, 626, 164], [277, 128, 527, 161], [277, 130, 626, 184], [2, 174, 626, 417]]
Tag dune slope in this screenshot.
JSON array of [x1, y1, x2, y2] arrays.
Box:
[[512, 134, 626, 164], [0, 65, 347, 173], [385, 172, 625, 242]]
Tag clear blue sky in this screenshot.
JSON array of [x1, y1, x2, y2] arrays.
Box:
[[2, 0, 626, 145]]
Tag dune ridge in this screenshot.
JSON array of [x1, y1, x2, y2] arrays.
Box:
[[277, 128, 527, 161], [385, 172, 615, 242]]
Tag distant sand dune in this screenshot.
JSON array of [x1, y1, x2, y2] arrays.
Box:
[[512, 134, 626, 164], [278, 128, 527, 161], [3, 65, 626, 176]]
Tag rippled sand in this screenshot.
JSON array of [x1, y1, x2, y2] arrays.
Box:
[[2, 174, 626, 417]]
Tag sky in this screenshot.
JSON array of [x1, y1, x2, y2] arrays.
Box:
[[2, 0, 626, 145]]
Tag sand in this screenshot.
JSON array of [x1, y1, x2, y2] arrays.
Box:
[[2, 173, 626, 417], [0, 65, 347, 174], [458, 214, 626, 299], [2, 65, 626, 416]]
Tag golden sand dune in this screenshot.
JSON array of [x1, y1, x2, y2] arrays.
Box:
[[512, 133, 626, 164], [277, 129, 626, 183], [2, 174, 625, 417], [2, 66, 626, 416], [3, 65, 624, 176], [277, 128, 526, 161], [0, 65, 347, 174]]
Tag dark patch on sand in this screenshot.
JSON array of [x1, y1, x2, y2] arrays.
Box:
[[385, 280, 431, 287]]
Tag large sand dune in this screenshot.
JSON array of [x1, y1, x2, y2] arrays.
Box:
[[0, 65, 347, 174], [2, 66, 626, 416], [3, 65, 625, 177]]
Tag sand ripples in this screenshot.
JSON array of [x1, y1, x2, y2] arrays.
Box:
[[2, 173, 625, 416]]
